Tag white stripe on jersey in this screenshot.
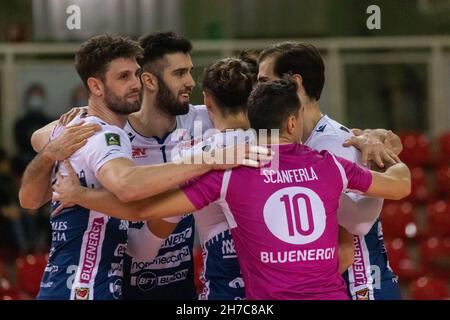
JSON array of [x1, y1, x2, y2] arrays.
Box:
[[70, 212, 108, 300], [347, 235, 375, 300], [330, 153, 348, 190], [217, 170, 237, 229]]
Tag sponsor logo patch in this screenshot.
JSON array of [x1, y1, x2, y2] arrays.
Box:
[[105, 133, 121, 146], [356, 288, 370, 300], [74, 287, 89, 300]]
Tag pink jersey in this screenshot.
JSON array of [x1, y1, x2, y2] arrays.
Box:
[[182, 143, 372, 300]]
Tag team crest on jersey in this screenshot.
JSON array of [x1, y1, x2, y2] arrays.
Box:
[[105, 133, 121, 146], [355, 288, 370, 300], [74, 287, 90, 300]]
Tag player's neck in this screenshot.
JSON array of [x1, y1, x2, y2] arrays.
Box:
[[87, 98, 127, 128], [301, 101, 323, 143], [129, 94, 177, 139], [214, 112, 249, 132]]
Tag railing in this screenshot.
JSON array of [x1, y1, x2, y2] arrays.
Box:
[[1, 36, 449, 152]]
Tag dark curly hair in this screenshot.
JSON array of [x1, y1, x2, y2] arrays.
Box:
[[75, 34, 143, 91], [138, 31, 192, 76], [202, 57, 253, 116], [248, 78, 300, 131]]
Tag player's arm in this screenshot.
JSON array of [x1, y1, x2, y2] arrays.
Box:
[[96, 144, 270, 203], [337, 193, 384, 236], [97, 158, 211, 203], [19, 123, 100, 209], [31, 120, 58, 152], [126, 218, 180, 260], [338, 226, 354, 274], [365, 162, 411, 200], [31, 107, 87, 152], [53, 160, 196, 220], [337, 153, 411, 201]]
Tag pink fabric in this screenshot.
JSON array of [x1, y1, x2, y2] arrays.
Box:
[[182, 143, 372, 299]]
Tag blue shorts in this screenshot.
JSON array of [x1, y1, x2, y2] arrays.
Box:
[[199, 230, 245, 300]]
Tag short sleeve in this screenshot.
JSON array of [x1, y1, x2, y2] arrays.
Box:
[[328, 152, 372, 193], [84, 128, 132, 174], [181, 170, 224, 210]]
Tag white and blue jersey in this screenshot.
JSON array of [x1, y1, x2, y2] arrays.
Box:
[[305, 115, 400, 300], [38, 114, 131, 300], [122, 105, 212, 300], [176, 129, 255, 300]]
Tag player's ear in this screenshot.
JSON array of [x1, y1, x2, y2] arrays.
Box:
[[202, 91, 213, 111], [286, 115, 297, 135], [141, 72, 157, 92], [291, 74, 306, 96], [87, 77, 103, 97]]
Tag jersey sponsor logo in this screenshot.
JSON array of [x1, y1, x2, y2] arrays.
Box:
[[51, 221, 68, 242], [40, 281, 54, 288], [133, 271, 158, 291], [114, 244, 127, 257], [157, 268, 189, 287], [109, 278, 122, 300], [263, 187, 326, 245], [80, 217, 105, 284], [131, 246, 191, 271], [132, 147, 147, 158], [315, 124, 327, 132], [355, 288, 369, 300], [229, 277, 244, 289], [221, 239, 237, 258], [161, 227, 193, 249], [119, 220, 129, 231], [74, 287, 89, 300], [352, 236, 368, 286], [261, 247, 336, 263], [44, 264, 59, 274], [105, 133, 121, 146], [108, 261, 123, 278]]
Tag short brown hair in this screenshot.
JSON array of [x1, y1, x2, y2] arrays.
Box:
[[75, 34, 143, 91]]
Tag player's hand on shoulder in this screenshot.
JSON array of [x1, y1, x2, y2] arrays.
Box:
[[43, 122, 101, 161], [343, 131, 400, 168], [209, 144, 274, 170], [58, 106, 88, 126]]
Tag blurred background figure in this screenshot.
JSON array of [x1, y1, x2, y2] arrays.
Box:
[[12, 83, 54, 178]]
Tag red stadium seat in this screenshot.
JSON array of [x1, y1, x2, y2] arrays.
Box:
[[381, 202, 418, 239], [435, 165, 450, 197], [419, 237, 450, 279], [438, 132, 450, 163], [385, 238, 423, 281], [405, 167, 430, 203], [409, 276, 449, 300], [0, 260, 7, 279], [0, 278, 23, 300], [398, 132, 432, 167], [426, 200, 450, 237], [15, 254, 47, 298]]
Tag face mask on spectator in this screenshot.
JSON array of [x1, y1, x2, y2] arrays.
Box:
[[27, 95, 45, 111]]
